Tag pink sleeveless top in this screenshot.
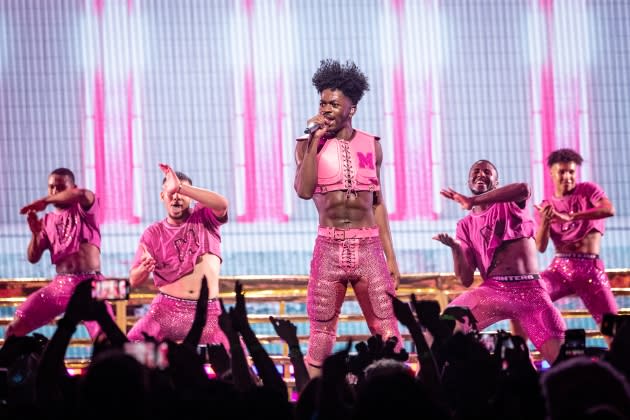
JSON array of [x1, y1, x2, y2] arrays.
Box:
[[536, 182, 607, 247], [297, 129, 380, 194], [132, 205, 227, 288], [40, 198, 102, 264], [456, 201, 535, 280]]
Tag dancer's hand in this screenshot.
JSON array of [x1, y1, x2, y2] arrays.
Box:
[[388, 258, 401, 289], [20, 198, 48, 214], [158, 163, 180, 195], [138, 244, 156, 274], [25, 210, 43, 234], [432, 233, 461, 248], [535, 203, 570, 222], [440, 188, 473, 210]]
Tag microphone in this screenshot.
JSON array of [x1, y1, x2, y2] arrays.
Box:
[[304, 122, 321, 134]]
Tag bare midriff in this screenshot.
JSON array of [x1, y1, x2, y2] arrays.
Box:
[[313, 190, 376, 228], [556, 230, 601, 255], [487, 237, 539, 277], [158, 253, 221, 300], [55, 242, 101, 274]]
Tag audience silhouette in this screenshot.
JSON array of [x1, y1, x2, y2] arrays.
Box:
[[1, 281, 629, 420]]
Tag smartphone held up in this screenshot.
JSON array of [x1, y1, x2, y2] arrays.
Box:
[[91, 279, 130, 301]]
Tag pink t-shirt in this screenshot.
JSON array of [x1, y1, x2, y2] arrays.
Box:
[[40, 198, 102, 264], [456, 201, 535, 280], [536, 182, 607, 248], [132, 205, 227, 288]]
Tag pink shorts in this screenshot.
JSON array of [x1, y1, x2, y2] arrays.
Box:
[[448, 275, 566, 349], [542, 253, 618, 324], [127, 292, 230, 348]]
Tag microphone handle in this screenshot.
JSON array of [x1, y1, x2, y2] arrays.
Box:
[[304, 123, 320, 134]]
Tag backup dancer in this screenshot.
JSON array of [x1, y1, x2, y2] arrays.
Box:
[[127, 163, 230, 347], [535, 148, 617, 327], [434, 160, 566, 363], [7, 168, 113, 339]]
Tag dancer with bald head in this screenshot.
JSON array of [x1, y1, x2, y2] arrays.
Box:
[[434, 160, 566, 363]]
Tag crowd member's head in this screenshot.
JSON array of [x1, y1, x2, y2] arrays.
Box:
[[541, 357, 630, 420]]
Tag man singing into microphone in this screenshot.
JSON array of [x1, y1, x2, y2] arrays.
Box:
[[294, 59, 403, 376]]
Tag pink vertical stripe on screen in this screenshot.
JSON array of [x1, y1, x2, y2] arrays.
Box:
[[92, 0, 108, 221], [540, 0, 556, 199], [93, 70, 106, 215], [570, 78, 581, 152], [389, 65, 408, 221], [126, 74, 139, 222], [236, 1, 257, 222], [94, 0, 104, 15], [422, 84, 437, 219], [388, 1, 408, 220], [274, 75, 288, 221], [237, 67, 258, 222], [540, 63, 555, 197]]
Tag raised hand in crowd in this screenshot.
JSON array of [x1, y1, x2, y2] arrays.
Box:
[[228, 281, 287, 398], [270, 315, 310, 393], [411, 296, 453, 345], [605, 318, 630, 382], [35, 279, 128, 410], [206, 343, 231, 379], [182, 276, 209, 349], [165, 276, 211, 391], [218, 296, 254, 391], [389, 293, 441, 387], [318, 341, 355, 420]]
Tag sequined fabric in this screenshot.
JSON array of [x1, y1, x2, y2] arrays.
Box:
[[7, 272, 114, 339], [127, 293, 229, 348], [448, 278, 566, 349], [542, 255, 618, 323], [305, 234, 402, 367]]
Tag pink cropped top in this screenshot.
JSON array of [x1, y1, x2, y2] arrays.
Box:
[[297, 129, 380, 194], [456, 201, 535, 280], [41, 198, 102, 264], [132, 205, 226, 288], [536, 182, 607, 247]]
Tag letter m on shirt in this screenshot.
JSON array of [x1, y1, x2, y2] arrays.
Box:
[[357, 152, 374, 169]]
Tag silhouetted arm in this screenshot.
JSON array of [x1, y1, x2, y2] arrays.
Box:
[[231, 283, 287, 398], [270, 315, 310, 393], [218, 298, 254, 391]]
